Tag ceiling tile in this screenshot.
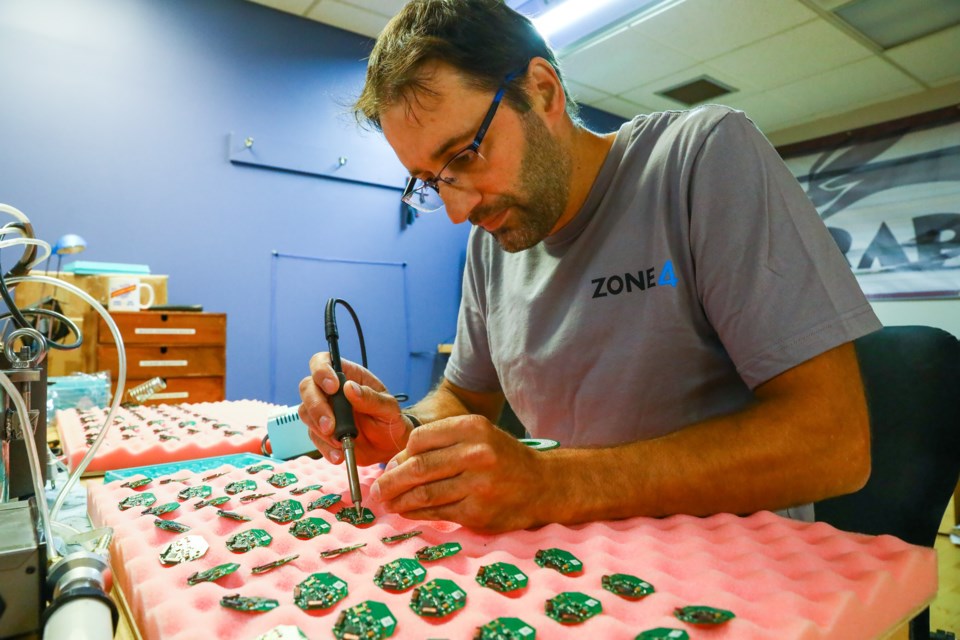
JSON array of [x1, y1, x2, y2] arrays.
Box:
[[772, 57, 923, 117], [809, 0, 853, 9], [561, 27, 699, 95], [338, 0, 408, 19], [710, 18, 874, 90], [720, 92, 816, 134], [629, 0, 818, 60], [305, 1, 387, 38], [564, 80, 611, 105], [247, 0, 316, 15], [884, 24, 960, 86]]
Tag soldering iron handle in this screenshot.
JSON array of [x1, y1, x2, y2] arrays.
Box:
[[331, 372, 357, 442]]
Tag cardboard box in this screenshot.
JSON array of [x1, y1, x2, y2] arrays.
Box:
[[12, 271, 169, 376]]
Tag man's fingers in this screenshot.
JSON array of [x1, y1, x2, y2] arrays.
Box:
[[343, 381, 400, 420], [377, 475, 466, 515], [373, 446, 459, 503]]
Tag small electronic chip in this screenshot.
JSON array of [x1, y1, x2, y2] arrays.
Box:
[[673, 605, 735, 625], [251, 554, 299, 574], [255, 626, 309, 640], [381, 530, 423, 544], [415, 542, 462, 562], [265, 499, 305, 524], [602, 573, 655, 599], [335, 506, 376, 526], [476, 562, 528, 593], [226, 528, 273, 553], [201, 471, 229, 481], [294, 572, 348, 610], [194, 496, 230, 509], [246, 463, 274, 474], [332, 600, 397, 640], [473, 617, 537, 640], [289, 517, 331, 540], [159, 535, 209, 565], [535, 548, 583, 575], [224, 479, 258, 495], [141, 502, 180, 516], [177, 485, 212, 501], [187, 562, 240, 585], [545, 592, 602, 624], [634, 629, 690, 640], [307, 493, 342, 510], [320, 543, 367, 559], [220, 594, 279, 613], [410, 578, 467, 618], [119, 492, 156, 511], [217, 510, 251, 522], [373, 558, 426, 592], [239, 492, 275, 504], [120, 476, 152, 489], [154, 519, 191, 533], [267, 472, 298, 488], [289, 484, 323, 495], [158, 476, 189, 485]]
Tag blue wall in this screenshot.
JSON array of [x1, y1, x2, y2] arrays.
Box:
[[0, 0, 624, 405]]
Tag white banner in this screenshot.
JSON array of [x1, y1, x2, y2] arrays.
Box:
[[784, 119, 960, 299]]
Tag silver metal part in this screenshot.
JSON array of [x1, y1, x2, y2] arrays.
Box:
[[0, 500, 43, 638], [341, 436, 362, 514]]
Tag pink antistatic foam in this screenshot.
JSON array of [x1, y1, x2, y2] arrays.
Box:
[[87, 457, 937, 640], [58, 400, 282, 474]]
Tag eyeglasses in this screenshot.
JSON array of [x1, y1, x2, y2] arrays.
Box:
[[401, 67, 526, 213]]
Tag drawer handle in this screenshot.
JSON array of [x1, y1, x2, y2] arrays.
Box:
[[135, 328, 196, 335], [139, 360, 188, 367]]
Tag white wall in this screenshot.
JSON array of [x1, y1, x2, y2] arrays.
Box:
[[870, 299, 960, 338]]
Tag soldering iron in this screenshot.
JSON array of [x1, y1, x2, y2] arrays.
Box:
[[323, 297, 367, 516]]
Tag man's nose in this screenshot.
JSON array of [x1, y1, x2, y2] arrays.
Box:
[[442, 187, 482, 225]]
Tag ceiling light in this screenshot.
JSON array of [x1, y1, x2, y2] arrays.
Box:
[[834, 0, 960, 49], [533, 0, 621, 39]]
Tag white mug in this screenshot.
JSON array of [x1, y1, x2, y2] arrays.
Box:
[[107, 276, 155, 311]]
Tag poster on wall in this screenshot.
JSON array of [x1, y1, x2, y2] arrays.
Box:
[[783, 117, 960, 300]]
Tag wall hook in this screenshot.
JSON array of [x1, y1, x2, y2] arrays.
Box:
[[244, 137, 255, 148], [337, 156, 348, 168]]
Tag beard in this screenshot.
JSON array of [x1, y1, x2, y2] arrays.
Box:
[[470, 111, 572, 253]]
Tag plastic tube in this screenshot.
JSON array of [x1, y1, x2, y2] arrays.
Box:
[[0, 237, 51, 268], [6, 275, 127, 524]]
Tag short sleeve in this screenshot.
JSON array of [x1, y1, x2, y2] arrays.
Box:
[[688, 111, 880, 388]]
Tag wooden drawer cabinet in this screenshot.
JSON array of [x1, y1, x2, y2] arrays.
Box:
[[97, 311, 226, 404]]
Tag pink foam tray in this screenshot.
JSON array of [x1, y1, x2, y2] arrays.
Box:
[[87, 456, 937, 640], [59, 400, 283, 474]]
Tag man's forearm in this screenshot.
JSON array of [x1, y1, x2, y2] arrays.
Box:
[[530, 344, 871, 525], [406, 378, 505, 425]]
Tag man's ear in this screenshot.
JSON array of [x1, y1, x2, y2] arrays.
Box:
[[526, 56, 567, 123]]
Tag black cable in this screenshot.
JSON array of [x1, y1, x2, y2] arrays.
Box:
[[324, 298, 368, 369], [0, 308, 83, 350], [0, 256, 32, 331]]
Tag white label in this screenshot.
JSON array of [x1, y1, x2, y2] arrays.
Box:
[[135, 328, 196, 335], [139, 360, 188, 367], [151, 392, 189, 400]]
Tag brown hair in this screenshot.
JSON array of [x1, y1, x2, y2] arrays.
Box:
[[354, 0, 579, 130]]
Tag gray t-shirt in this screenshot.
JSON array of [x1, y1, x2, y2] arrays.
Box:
[[445, 105, 880, 448]]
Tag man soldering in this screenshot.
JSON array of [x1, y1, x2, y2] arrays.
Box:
[[298, 0, 881, 533]]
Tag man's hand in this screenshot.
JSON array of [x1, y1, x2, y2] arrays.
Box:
[[370, 414, 549, 532], [298, 353, 412, 466]]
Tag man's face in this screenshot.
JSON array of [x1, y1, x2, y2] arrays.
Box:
[[381, 64, 571, 252]]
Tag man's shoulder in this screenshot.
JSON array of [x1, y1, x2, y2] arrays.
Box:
[[628, 104, 743, 147]]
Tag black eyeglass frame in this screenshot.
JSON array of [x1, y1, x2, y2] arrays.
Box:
[[400, 66, 528, 213]]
